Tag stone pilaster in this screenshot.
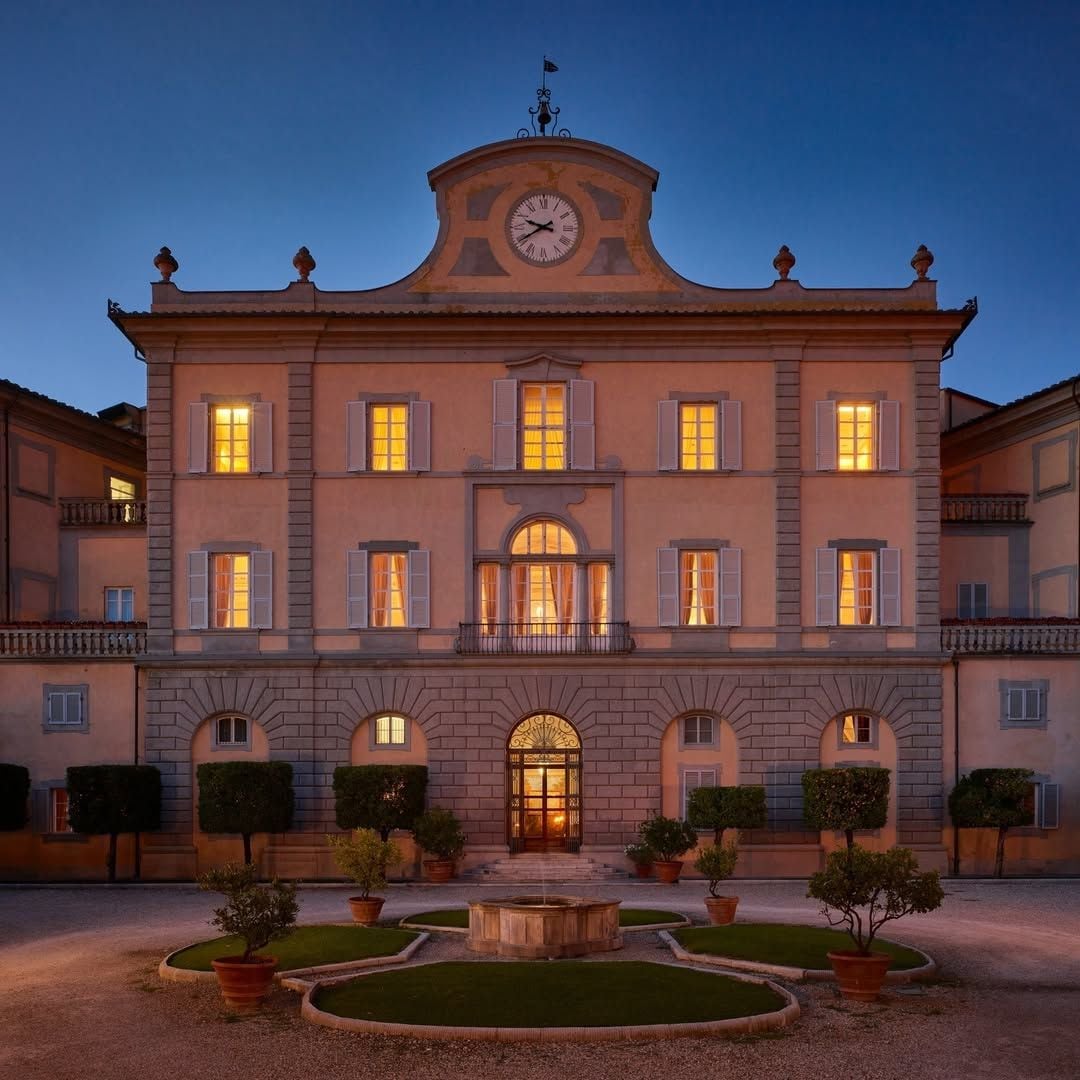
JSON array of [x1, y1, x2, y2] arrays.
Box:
[[774, 354, 802, 648], [287, 361, 314, 652], [145, 356, 174, 654], [913, 356, 943, 651]]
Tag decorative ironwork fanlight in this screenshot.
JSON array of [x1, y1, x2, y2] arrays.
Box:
[[508, 713, 581, 750]]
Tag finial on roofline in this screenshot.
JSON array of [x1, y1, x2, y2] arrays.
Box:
[[517, 58, 571, 139], [153, 246, 178, 282], [292, 246, 316, 282], [911, 244, 934, 280], [773, 245, 796, 280]]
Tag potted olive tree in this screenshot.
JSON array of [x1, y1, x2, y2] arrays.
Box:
[[807, 845, 943, 1000], [327, 827, 401, 924], [638, 815, 698, 883], [687, 785, 767, 923], [197, 862, 298, 1011], [413, 808, 466, 882]]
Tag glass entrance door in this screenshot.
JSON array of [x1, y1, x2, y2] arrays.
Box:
[[507, 715, 582, 853], [522, 764, 567, 850]]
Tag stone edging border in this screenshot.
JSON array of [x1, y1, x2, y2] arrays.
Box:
[[299, 960, 801, 1041], [157, 928, 428, 984], [398, 914, 691, 934], [659, 929, 937, 983]]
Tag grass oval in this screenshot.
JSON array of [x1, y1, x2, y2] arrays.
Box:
[[673, 923, 927, 970], [403, 907, 685, 929], [168, 925, 418, 972], [314, 961, 786, 1027]]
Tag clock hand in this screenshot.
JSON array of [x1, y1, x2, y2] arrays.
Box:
[[525, 219, 555, 231]]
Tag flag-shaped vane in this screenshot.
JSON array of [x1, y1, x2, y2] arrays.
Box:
[[544, 59, 558, 72]]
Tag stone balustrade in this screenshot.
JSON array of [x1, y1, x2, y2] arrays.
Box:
[[942, 622, 1080, 654], [0, 625, 146, 658], [59, 499, 147, 526], [941, 493, 1029, 523]]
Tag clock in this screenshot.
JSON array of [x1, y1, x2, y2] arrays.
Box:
[[505, 190, 582, 266]]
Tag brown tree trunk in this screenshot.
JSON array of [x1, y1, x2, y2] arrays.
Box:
[[995, 827, 1008, 878], [243, 832, 253, 866], [134, 832, 142, 881], [107, 833, 118, 883]]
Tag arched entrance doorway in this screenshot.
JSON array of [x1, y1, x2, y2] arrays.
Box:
[[507, 714, 582, 853]]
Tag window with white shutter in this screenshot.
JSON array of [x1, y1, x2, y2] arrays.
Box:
[[187, 549, 272, 630], [657, 399, 742, 471], [957, 582, 990, 619], [348, 548, 431, 630], [815, 547, 901, 627], [815, 399, 900, 472]]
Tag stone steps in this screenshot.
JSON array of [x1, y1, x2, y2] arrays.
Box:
[[463, 854, 629, 884]]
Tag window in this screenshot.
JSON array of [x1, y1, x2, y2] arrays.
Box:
[[1029, 781, 1061, 829], [187, 550, 273, 630], [346, 548, 430, 629], [104, 586, 134, 622], [657, 545, 742, 627], [815, 399, 899, 472], [108, 475, 136, 501], [999, 680, 1049, 728], [815, 546, 901, 627], [492, 379, 595, 471], [957, 582, 990, 619], [681, 714, 716, 748], [840, 713, 873, 746], [187, 401, 272, 474], [374, 714, 408, 747], [682, 768, 718, 819], [215, 715, 249, 748], [43, 684, 88, 731], [658, 398, 742, 471], [346, 399, 431, 473], [50, 788, 72, 834]]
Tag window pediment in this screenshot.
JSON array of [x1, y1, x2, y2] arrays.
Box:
[[504, 353, 582, 381]]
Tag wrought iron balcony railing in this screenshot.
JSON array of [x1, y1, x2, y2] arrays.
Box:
[[941, 493, 1029, 523], [456, 621, 634, 656], [942, 622, 1080, 654], [0, 624, 146, 658], [59, 499, 147, 526]]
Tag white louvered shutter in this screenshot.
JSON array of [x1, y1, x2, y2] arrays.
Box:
[[879, 547, 901, 626], [568, 379, 596, 470], [346, 400, 367, 472], [250, 550, 273, 628], [815, 400, 837, 471], [815, 547, 838, 626], [188, 403, 209, 473], [877, 400, 900, 471], [409, 400, 431, 472], [187, 551, 209, 629], [346, 549, 368, 628], [251, 402, 273, 473], [1040, 784, 1061, 829], [492, 379, 518, 470], [657, 547, 679, 626], [657, 400, 679, 471], [721, 399, 742, 471], [719, 547, 742, 626], [408, 549, 431, 629]]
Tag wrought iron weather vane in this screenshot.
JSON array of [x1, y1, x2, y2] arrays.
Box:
[[517, 57, 570, 139]]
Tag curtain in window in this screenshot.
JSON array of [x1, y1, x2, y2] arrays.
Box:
[[588, 563, 608, 632], [838, 551, 875, 625], [680, 550, 717, 625], [371, 553, 407, 627], [479, 563, 498, 633]]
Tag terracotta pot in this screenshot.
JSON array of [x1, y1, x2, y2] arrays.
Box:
[[653, 859, 683, 884], [424, 858, 455, 883], [348, 895, 385, 925], [704, 895, 739, 925], [827, 950, 893, 1001], [633, 862, 653, 879], [210, 955, 278, 1011]]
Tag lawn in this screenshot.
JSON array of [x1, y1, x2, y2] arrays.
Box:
[[314, 961, 786, 1027], [168, 925, 418, 972], [403, 907, 685, 929], [673, 923, 926, 970]]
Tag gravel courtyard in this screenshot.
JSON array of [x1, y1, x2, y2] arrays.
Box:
[[2, 878, 1078, 1080]]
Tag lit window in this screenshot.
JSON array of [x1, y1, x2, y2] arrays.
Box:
[[104, 587, 134, 622], [838, 551, 875, 625], [478, 563, 499, 635], [587, 564, 609, 632], [957, 583, 989, 619], [374, 714, 408, 746], [682, 715, 715, 746], [215, 715, 248, 747], [370, 404, 408, 472], [841, 713, 873, 745], [213, 554, 250, 628], [109, 476, 136, 501], [51, 789, 72, 833], [212, 405, 251, 473], [679, 404, 717, 470], [681, 550, 717, 626], [370, 553, 407, 628], [836, 404, 875, 471], [522, 383, 565, 470], [511, 520, 577, 555]]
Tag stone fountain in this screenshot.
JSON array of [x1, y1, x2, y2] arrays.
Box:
[[466, 894, 622, 959]]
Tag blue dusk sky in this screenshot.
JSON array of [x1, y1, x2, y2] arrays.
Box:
[[1, 1, 1078, 414]]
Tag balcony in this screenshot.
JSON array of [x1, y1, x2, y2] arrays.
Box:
[[0, 623, 146, 658], [59, 498, 147, 526], [941, 493, 1029, 523], [942, 620, 1080, 654], [456, 621, 634, 656]]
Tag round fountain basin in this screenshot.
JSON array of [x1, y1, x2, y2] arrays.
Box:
[[467, 894, 623, 958]]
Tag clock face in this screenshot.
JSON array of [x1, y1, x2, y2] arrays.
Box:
[[506, 190, 582, 266]]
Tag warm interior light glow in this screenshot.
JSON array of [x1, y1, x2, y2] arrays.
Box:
[[837, 403, 874, 471], [522, 383, 565, 470], [679, 403, 717, 469], [370, 403, 408, 471], [212, 405, 251, 473]]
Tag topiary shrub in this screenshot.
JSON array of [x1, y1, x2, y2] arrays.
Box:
[[0, 764, 31, 832], [197, 761, 294, 865], [693, 841, 739, 896], [333, 765, 427, 841], [327, 828, 401, 899], [638, 815, 699, 862], [687, 785, 768, 845], [802, 767, 890, 849], [197, 862, 298, 961], [66, 764, 161, 881], [949, 767, 1035, 878], [807, 844, 944, 955]]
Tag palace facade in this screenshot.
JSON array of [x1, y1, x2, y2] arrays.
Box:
[[1, 134, 1076, 879]]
